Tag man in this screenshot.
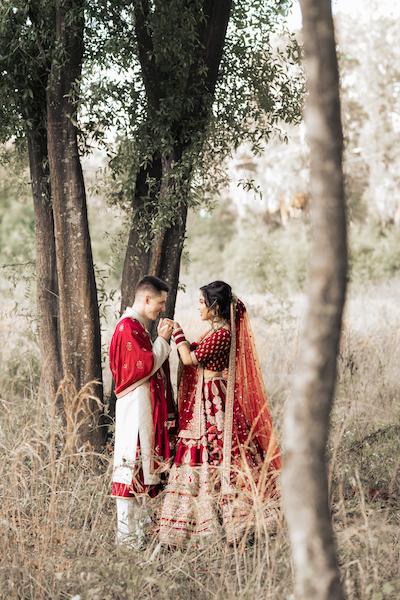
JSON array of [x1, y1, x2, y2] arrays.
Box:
[[109, 275, 175, 544]]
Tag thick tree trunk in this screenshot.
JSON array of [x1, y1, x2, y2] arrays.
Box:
[[121, 203, 188, 322], [47, 0, 105, 448], [120, 0, 232, 321], [120, 157, 162, 312], [281, 1, 347, 599], [120, 153, 188, 319], [28, 130, 62, 405]]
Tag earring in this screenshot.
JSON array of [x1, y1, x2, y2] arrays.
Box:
[[212, 308, 219, 328]]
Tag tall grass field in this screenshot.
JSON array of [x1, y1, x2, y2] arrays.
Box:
[[1, 277, 399, 600]]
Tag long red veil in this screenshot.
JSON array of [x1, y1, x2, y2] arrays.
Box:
[[221, 298, 281, 496]]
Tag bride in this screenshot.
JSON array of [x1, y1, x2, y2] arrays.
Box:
[[159, 281, 281, 546]]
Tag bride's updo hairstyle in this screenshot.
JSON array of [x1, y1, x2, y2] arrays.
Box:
[[200, 280, 233, 321]]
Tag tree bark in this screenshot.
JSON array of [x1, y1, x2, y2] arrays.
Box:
[[120, 152, 188, 321], [28, 129, 62, 406], [120, 0, 232, 322], [120, 156, 162, 313], [281, 1, 347, 599], [47, 0, 105, 448]]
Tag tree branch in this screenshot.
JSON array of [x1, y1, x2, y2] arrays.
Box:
[[133, 0, 161, 114], [28, 7, 48, 65]]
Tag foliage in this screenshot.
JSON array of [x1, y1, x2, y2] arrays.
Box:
[[214, 0, 304, 153], [0, 168, 34, 264], [184, 203, 400, 295], [183, 202, 311, 294], [349, 221, 400, 284], [0, 0, 54, 142], [0, 155, 36, 296], [82, 0, 305, 243], [337, 3, 400, 224]]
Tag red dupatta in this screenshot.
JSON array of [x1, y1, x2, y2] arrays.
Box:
[[110, 316, 173, 489], [222, 298, 281, 495]]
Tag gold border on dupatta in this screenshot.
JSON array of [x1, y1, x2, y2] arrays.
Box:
[[221, 299, 237, 493]]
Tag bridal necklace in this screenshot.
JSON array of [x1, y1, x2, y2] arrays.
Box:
[[211, 317, 229, 331]]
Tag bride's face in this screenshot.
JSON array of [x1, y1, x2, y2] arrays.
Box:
[[198, 292, 213, 321]]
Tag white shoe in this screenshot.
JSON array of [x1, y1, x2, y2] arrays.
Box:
[[115, 497, 150, 550]]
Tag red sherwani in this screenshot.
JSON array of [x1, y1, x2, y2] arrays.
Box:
[[109, 308, 173, 497]]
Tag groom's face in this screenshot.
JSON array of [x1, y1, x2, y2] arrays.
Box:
[[144, 291, 167, 321]]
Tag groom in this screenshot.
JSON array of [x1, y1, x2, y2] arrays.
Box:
[[109, 275, 175, 544]]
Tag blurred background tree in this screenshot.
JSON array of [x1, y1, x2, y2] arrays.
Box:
[[337, 2, 400, 226]]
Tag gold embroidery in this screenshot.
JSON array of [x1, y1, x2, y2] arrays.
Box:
[[178, 367, 204, 439], [159, 461, 220, 547], [221, 300, 237, 494]]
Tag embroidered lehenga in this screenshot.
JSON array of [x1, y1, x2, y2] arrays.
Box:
[[159, 299, 281, 546]]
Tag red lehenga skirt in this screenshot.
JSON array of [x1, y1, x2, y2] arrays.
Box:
[[159, 376, 280, 547]]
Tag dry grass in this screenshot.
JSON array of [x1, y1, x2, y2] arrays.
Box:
[[1, 282, 400, 599]]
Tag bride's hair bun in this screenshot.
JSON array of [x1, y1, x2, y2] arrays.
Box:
[[200, 280, 233, 321]]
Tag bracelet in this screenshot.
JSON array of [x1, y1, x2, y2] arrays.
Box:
[[172, 327, 187, 346], [176, 340, 190, 349]]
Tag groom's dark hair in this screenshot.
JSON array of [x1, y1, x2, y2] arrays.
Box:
[[135, 275, 169, 297]]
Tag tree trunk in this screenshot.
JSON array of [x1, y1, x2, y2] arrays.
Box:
[[47, 0, 105, 448], [281, 1, 347, 599], [28, 130, 62, 406], [120, 0, 232, 321], [120, 157, 162, 313], [120, 152, 188, 320]]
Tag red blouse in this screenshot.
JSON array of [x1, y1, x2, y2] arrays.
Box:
[[191, 327, 231, 371]]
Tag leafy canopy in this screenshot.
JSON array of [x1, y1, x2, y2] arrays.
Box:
[[0, 1, 304, 244], [82, 0, 305, 242]]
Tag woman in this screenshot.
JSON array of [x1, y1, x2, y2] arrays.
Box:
[[159, 281, 281, 546]]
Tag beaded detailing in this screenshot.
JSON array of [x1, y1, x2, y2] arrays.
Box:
[[193, 327, 231, 371], [221, 299, 237, 493]]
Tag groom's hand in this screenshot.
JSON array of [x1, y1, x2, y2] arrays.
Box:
[[158, 318, 174, 340]]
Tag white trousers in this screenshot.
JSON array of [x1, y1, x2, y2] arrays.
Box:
[[116, 497, 143, 541]]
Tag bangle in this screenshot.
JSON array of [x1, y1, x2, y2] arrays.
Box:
[[172, 327, 187, 346], [176, 340, 190, 350]]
